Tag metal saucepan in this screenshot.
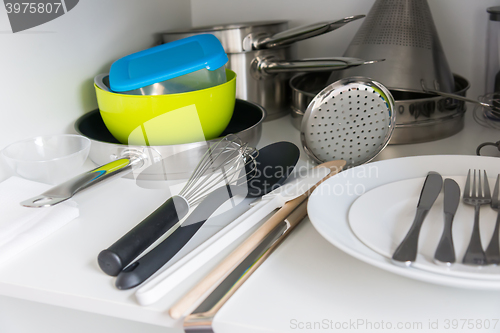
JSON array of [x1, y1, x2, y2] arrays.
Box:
[[290, 72, 470, 144], [161, 16, 381, 120], [21, 99, 265, 207]]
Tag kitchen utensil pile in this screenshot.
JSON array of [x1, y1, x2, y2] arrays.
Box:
[[97, 135, 258, 279], [4, 3, 500, 332], [170, 160, 345, 325], [20, 136, 301, 292], [112, 141, 301, 290]]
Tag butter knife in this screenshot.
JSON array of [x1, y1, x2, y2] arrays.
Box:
[[434, 179, 460, 265], [392, 172, 443, 266]]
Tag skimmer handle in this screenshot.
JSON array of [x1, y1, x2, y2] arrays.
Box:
[[21, 155, 144, 208]]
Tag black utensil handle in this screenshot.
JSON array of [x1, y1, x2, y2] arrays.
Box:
[[115, 221, 205, 290], [115, 185, 250, 289], [97, 195, 189, 276]]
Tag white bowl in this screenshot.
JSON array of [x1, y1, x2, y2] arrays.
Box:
[[2, 134, 91, 185]]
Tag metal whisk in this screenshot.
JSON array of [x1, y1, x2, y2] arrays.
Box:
[[179, 134, 258, 207], [98, 134, 258, 276], [422, 84, 500, 117], [473, 93, 500, 131]]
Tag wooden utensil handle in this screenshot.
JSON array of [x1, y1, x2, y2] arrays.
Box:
[[184, 199, 309, 329], [169, 160, 345, 319]]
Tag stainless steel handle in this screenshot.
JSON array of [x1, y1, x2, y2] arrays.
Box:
[[485, 211, 500, 264], [421, 81, 494, 109], [21, 152, 146, 208], [434, 212, 456, 265], [251, 56, 382, 79], [392, 208, 428, 266], [462, 205, 487, 265], [247, 15, 365, 50]]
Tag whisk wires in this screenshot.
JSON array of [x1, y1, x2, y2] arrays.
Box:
[[179, 135, 258, 206], [473, 93, 500, 130]]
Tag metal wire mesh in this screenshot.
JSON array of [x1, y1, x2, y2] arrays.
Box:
[[473, 93, 500, 130], [179, 135, 258, 206]]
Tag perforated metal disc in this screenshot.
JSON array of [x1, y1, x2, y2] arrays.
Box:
[[300, 77, 396, 167]]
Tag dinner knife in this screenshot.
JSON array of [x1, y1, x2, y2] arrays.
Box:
[[434, 179, 460, 265], [392, 172, 443, 266]]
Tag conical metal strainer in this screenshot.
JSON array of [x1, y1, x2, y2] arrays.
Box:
[[329, 0, 455, 93], [301, 77, 396, 168]]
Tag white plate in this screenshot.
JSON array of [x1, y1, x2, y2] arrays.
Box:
[[349, 176, 500, 280], [308, 155, 500, 290]]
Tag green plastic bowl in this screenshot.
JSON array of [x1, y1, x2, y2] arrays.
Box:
[[94, 69, 236, 146]]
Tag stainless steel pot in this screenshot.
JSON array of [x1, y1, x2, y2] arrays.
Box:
[[290, 72, 470, 144], [161, 16, 375, 121], [21, 100, 265, 207]]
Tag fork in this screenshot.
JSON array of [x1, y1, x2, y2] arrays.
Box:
[[462, 169, 490, 265], [485, 175, 500, 265]]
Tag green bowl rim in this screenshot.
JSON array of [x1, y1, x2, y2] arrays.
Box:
[[94, 69, 236, 97]]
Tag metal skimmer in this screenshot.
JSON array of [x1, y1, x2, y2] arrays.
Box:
[[300, 77, 396, 167]]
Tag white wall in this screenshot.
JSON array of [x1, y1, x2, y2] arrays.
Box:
[[0, 3, 191, 330], [190, 0, 500, 101], [0, 0, 192, 178]]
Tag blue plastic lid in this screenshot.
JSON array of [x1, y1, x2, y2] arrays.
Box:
[[109, 34, 228, 92]]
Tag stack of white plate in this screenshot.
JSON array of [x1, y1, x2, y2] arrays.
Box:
[[308, 155, 500, 290]]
